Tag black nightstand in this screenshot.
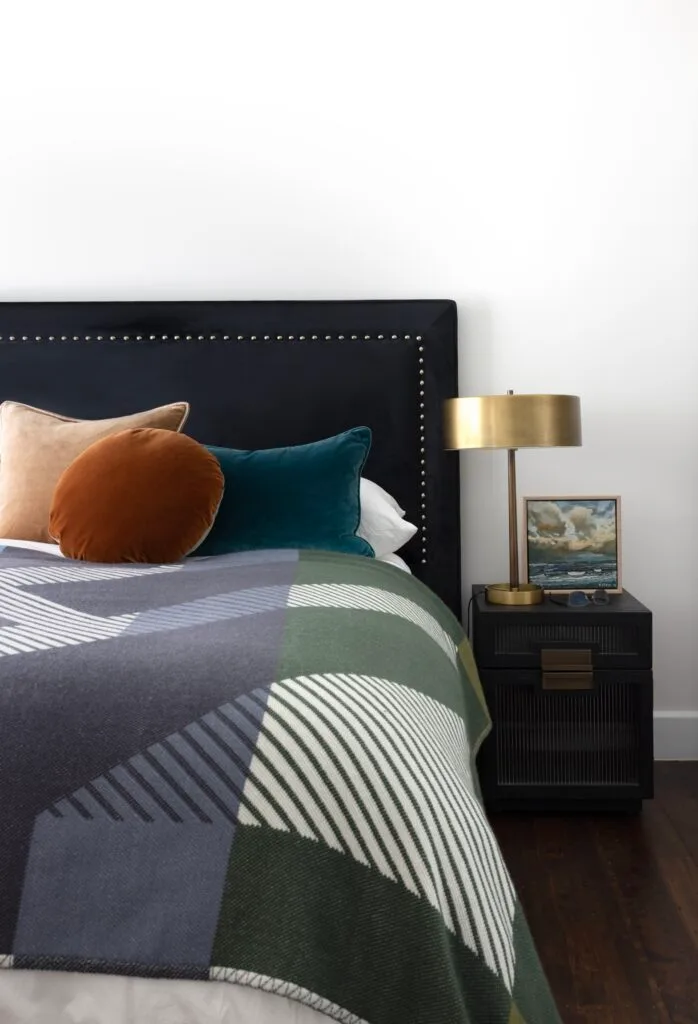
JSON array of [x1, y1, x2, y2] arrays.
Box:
[[472, 586, 654, 812]]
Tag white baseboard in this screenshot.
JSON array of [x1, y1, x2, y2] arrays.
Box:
[[654, 711, 698, 760]]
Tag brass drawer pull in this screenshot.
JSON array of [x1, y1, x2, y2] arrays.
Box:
[[541, 648, 593, 690], [541, 648, 591, 670], [542, 670, 593, 690]]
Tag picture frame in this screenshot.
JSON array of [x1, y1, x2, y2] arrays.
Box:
[[523, 496, 622, 593]]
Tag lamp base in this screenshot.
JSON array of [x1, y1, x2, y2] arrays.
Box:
[[486, 583, 544, 606]]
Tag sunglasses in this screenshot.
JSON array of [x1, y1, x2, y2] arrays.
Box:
[[549, 589, 611, 608]]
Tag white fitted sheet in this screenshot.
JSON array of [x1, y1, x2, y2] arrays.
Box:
[[0, 972, 333, 1024], [0, 539, 65, 557], [0, 540, 410, 573]]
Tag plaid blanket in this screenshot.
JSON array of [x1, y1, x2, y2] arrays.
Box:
[[0, 546, 560, 1024]]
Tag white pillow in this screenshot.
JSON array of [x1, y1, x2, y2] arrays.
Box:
[[358, 478, 418, 558]]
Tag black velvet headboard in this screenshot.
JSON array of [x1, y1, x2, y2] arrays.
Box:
[[0, 300, 461, 615]]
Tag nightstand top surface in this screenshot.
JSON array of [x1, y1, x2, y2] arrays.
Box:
[[472, 586, 649, 616]]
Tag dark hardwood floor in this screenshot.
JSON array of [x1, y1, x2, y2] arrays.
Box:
[[491, 763, 698, 1024]]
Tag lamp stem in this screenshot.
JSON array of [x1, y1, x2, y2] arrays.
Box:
[[507, 448, 519, 590]]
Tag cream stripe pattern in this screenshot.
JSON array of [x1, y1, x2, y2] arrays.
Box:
[[0, 561, 181, 657], [240, 673, 516, 990], [0, 568, 456, 669]]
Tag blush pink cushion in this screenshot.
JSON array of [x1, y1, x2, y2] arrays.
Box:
[[0, 400, 189, 542]]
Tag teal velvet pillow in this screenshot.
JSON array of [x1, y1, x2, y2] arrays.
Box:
[[197, 427, 374, 558]]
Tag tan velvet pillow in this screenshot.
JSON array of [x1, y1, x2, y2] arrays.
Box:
[[0, 401, 189, 542], [49, 428, 224, 563]]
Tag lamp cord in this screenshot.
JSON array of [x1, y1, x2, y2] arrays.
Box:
[[465, 593, 476, 639]]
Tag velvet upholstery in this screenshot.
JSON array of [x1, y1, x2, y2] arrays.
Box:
[[49, 428, 223, 563], [0, 401, 189, 543], [199, 428, 373, 557]]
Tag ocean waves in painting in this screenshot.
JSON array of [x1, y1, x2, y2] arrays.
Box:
[[528, 560, 618, 590]]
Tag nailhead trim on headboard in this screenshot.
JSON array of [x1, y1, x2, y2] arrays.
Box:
[[0, 331, 428, 566], [0, 334, 420, 344], [418, 341, 426, 564]]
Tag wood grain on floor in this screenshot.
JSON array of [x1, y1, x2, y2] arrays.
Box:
[[491, 763, 698, 1024]]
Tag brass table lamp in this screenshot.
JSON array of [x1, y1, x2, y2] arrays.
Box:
[[444, 392, 582, 605]]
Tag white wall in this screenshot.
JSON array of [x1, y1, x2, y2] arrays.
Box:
[[2, 0, 697, 754]]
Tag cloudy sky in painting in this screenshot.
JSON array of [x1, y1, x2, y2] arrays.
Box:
[[526, 499, 617, 562]]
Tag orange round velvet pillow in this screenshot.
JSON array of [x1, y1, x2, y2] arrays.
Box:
[[49, 428, 224, 563]]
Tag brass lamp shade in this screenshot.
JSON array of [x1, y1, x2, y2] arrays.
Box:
[[444, 394, 581, 450], [445, 392, 582, 606]]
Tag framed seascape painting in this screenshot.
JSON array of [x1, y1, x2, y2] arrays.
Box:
[[523, 496, 622, 593]]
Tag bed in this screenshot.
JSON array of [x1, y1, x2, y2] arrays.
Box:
[[0, 300, 560, 1024]]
